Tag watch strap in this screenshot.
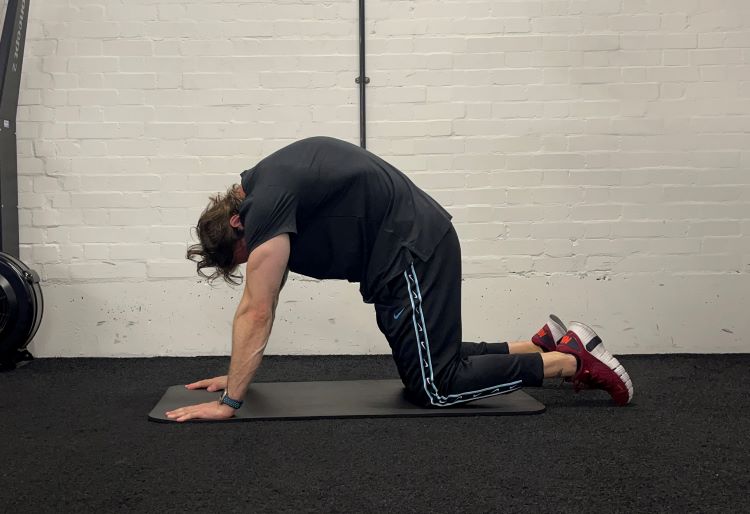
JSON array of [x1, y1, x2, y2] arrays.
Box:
[[219, 390, 243, 409]]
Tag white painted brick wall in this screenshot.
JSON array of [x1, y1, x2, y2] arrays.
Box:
[[8, 0, 750, 356]]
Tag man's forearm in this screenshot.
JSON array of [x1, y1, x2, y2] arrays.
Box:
[[225, 310, 273, 400]]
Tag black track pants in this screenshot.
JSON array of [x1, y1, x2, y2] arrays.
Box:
[[374, 227, 544, 407]]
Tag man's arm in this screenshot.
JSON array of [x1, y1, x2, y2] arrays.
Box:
[[224, 234, 290, 401], [164, 234, 289, 422]]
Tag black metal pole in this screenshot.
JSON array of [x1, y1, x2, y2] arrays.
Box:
[[0, 0, 30, 258], [357, 0, 368, 149]]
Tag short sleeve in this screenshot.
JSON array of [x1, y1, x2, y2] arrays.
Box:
[[242, 186, 298, 255]]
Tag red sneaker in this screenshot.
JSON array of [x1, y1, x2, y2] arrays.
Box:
[[556, 322, 634, 406], [531, 314, 567, 352]]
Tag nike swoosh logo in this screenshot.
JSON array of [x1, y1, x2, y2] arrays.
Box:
[[394, 307, 406, 320]]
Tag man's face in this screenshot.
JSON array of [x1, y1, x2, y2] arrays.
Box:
[[228, 184, 249, 267], [232, 239, 250, 267]]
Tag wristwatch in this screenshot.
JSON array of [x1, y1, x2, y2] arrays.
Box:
[[218, 390, 244, 410]]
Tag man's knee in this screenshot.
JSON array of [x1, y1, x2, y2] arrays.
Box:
[[402, 382, 434, 408]]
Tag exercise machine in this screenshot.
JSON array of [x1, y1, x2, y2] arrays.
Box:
[[0, 0, 41, 371]]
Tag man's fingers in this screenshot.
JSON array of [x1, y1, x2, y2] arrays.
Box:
[[167, 407, 197, 423], [166, 404, 210, 422], [165, 401, 231, 422], [186, 377, 227, 390]]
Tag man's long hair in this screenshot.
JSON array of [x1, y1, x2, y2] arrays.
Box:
[[187, 185, 244, 285]]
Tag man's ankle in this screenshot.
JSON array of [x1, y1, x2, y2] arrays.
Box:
[[564, 353, 579, 377]]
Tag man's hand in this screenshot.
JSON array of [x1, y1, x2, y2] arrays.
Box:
[[165, 401, 235, 423], [185, 375, 228, 392]]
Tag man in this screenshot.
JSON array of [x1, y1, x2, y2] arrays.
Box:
[[165, 137, 633, 422]]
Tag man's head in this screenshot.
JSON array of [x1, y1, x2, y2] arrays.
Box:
[[187, 184, 249, 285]]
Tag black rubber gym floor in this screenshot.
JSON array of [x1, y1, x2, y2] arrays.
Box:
[[1, 354, 747, 513]]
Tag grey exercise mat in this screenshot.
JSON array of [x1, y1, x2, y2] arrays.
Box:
[[148, 379, 545, 422]]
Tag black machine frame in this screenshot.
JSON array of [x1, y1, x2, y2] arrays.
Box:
[[1, 0, 30, 258], [0, 0, 36, 371]]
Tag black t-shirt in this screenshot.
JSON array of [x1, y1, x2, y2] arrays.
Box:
[[239, 136, 452, 303]]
